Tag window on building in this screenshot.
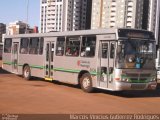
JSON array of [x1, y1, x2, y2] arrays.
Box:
[[65, 36, 80, 57], [20, 38, 29, 54], [4, 38, 12, 53], [80, 36, 96, 57], [56, 37, 65, 56]]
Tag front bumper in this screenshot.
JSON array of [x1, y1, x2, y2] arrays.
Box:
[[115, 81, 157, 91]]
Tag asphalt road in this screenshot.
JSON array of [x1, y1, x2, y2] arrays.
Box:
[[0, 61, 160, 114]]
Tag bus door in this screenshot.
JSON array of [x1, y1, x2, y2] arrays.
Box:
[[45, 41, 55, 80], [98, 41, 115, 88], [12, 42, 19, 73]]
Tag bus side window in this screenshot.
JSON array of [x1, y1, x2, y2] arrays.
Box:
[[56, 37, 65, 56], [39, 37, 44, 55], [4, 38, 12, 53], [20, 38, 29, 54], [81, 36, 96, 57], [102, 43, 108, 58], [65, 36, 80, 57], [29, 38, 39, 55], [110, 43, 115, 59]]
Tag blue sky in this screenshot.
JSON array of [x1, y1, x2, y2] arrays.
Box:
[[0, 0, 40, 27]]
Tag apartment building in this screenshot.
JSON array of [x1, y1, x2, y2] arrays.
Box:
[[91, 0, 144, 29], [148, 0, 158, 32], [40, 0, 92, 33], [0, 23, 6, 43], [6, 21, 29, 35], [40, 0, 47, 33], [142, 0, 149, 30], [155, 0, 160, 44], [147, 0, 160, 43], [40, 0, 71, 32], [72, 0, 92, 31]]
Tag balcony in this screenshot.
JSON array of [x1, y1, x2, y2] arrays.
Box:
[[110, 22, 115, 26], [127, 12, 133, 17], [127, 18, 132, 21], [110, 17, 116, 21], [111, 2, 116, 6], [126, 23, 132, 26], [128, 7, 133, 12], [128, 2, 133, 6], [110, 12, 116, 16], [111, 7, 116, 11]]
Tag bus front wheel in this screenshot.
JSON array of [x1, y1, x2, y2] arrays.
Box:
[[23, 65, 31, 80], [80, 73, 94, 93]]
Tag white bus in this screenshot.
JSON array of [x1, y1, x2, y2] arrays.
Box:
[[2, 28, 157, 92]]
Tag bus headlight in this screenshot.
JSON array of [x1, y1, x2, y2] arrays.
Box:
[[121, 78, 128, 82], [150, 77, 156, 82], [129, 57, 134, 62], [128, 56, 135, 63]]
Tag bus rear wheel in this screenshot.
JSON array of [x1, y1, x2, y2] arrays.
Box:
[[80, 73, 94, 93], [23, 65, 31, 80]]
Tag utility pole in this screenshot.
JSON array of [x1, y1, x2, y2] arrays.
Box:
[[25, 0, 29, 33]]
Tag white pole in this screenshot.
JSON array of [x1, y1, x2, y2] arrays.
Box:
[[26, 0, 29, 33]]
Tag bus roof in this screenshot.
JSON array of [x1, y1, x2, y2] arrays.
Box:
[[4, 28, 153, 39]]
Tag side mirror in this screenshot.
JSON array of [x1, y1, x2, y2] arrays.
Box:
[[117, 45, 122, 53], [156, 45, 159, 51]]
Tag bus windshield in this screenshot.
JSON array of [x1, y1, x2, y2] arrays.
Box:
[[116, 39, 156, 69]]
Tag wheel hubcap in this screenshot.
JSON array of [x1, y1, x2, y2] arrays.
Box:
[[24, 69, 29, 77], [83, 77, 90, 89]]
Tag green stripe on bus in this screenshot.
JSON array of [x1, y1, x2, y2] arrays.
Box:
[[30, 65, 44, 69], [53, 67, 97, 75], [3, 62, 13, 65], [18, 64, 23, 67], [3, 61, 97, 75], [90, 72, 97, 75], [53, 67, 80, 73]]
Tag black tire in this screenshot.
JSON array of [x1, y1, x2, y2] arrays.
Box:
[[23, 65, 31, 80], [80, 73, 94, 93]]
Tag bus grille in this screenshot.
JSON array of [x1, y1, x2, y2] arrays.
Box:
[[126, 73, 150, 82], [131, 84, 146, 90], [127, 73, 138, 78], [140, 74, 150, 77]]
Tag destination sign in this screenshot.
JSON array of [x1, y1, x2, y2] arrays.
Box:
[[118, 29, 155, 39]]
